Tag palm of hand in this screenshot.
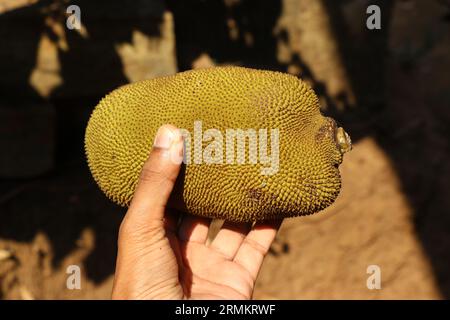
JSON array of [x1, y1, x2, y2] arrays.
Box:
[[166, 214, 281, 300]]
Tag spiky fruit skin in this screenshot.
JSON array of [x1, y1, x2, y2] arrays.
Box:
[[85, 66, 344, 222]]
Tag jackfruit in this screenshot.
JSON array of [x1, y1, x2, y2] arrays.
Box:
[[85, 66, 351, 222]]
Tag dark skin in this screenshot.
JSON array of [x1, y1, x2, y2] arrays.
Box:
[[112, 125, 282, 299]]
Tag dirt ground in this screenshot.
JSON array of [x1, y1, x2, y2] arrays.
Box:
[[1, 0, 450, 299]]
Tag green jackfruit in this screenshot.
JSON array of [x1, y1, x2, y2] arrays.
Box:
[[85, 66, 351, 222]]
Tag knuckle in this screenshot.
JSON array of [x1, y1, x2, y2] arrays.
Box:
[[118, 215, 165, 243], [243, 238, 269, 256], [139, 165, 165, 184], [139, 157, 177, 185]]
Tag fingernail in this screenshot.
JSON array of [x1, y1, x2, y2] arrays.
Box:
[[153, 125, 178, 149], [169, 137, 185, 164]]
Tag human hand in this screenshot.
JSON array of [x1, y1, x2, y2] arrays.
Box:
[[112, 124, 282, 299]]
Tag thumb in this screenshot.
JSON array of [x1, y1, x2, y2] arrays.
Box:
[[126, 124, 184, 224]]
